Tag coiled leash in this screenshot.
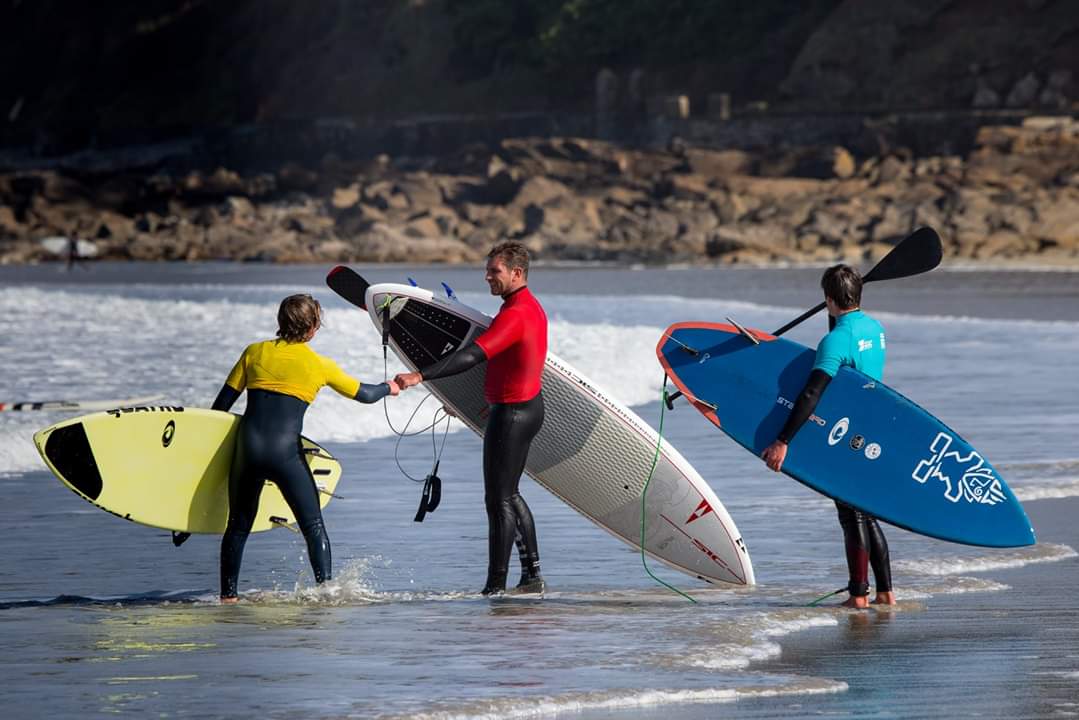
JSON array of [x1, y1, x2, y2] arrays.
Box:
[[377, 296, 450, 522]]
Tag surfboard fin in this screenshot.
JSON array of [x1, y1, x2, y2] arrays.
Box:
[[726, 316, 760, 345], [317, 485, 343, 500], [441, 282, 457, 300], [663, 333, 699, 356], [665, 389, 683, 410], [171, 531, 191, 547], [269, 516, 300, 533]]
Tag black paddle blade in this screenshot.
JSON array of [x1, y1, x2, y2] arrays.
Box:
[[326, 266, 370, 310], [862, 226, 942, 283], [772, 226, 943, 336]]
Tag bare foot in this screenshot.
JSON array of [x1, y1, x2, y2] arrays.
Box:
[[220, 596, 239, 605], [841, 595, 870, 609], [872, 591, 897, 605]]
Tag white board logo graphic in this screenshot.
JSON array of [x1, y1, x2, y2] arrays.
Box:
[[828, 417, 849, 446], [912, 432, 1006, 505], [865, 443, 881, 460]]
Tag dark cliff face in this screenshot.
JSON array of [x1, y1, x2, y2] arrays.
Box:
[[1, 0, 1075, 152]]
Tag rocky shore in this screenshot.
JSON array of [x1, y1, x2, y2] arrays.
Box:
[[2, 116, 1077, 267]]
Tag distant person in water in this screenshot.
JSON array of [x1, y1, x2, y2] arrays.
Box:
[[65, 235, 93, 271], [760, 265, 896, 609], [394, 241, 547, 596], [211, 293, 400, 603]]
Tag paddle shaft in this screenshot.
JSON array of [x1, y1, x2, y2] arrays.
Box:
[[771, 227, 942, 336]]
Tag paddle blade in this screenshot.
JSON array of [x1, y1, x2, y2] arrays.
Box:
[[863, 226, 942, 283], [326, 266, 370, 310], [772, 226, 943, 336]]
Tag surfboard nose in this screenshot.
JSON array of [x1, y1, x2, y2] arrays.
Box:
[[37, 423, 104, 501]]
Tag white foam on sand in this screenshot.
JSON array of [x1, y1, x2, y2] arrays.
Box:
[[896, 543, 1077, 577], [680, 610, 839, 671], [385, 678, 849, 720]]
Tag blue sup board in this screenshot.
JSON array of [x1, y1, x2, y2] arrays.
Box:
[[657, 321, 1035, 548]]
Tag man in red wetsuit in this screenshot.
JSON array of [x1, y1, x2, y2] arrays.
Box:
[[394, 242, 548, 596]]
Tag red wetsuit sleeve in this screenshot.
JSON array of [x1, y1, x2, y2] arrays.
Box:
[[475, 308, 523, 359]]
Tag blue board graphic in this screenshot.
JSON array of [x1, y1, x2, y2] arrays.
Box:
[[657, 322, 1035, 548]]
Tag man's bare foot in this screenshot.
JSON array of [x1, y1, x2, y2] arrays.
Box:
[[220, 596, 239, 605], [841, 595, 869, 609], [872, 591, 896, 605]]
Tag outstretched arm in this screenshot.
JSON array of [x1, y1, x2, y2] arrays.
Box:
[[354, 380, 400, 403], [762, 369, 832, 472], [395, 342, 487, 389]]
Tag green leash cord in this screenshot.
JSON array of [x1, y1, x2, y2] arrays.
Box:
[[639, 376, 844, 608], [640, 377, 697, 603], [807, 588, 847, 607]]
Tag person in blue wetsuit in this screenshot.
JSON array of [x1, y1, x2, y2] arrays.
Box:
[[761, 264, 896, 609], [211, 293, 399, 603]]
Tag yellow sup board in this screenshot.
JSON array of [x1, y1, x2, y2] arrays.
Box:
[[33, 405, 342, 533]]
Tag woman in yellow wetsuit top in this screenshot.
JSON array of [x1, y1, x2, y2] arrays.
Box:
[[210, 293, 399, 602]]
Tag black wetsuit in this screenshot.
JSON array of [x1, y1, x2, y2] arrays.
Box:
[[776, 311, 894, 598], [484, 395, 545, 590], [212, 366, 389, 598], [418, 285, 548, 594]]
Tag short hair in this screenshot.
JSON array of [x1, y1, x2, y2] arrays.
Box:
[[277, 294, 322, 343], [487, 241, 530, 279], [820, 264, 862, 310]]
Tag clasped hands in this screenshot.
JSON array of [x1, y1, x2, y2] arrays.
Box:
[[391, 372, 424, 393]]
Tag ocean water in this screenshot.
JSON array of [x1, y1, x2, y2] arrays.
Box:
[[1, 262, 1078, 719]]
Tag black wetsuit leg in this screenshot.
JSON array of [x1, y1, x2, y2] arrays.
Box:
[[220, 390, 331, 598], [482, 393, 544, 593], [835, 501, 871, 597], [512, 495, 541, 585], [866, 517, 893, 593]]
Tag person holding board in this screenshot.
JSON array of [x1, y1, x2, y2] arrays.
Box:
[[211, 293, 399, 603], [761, 265, 897, 609], [394, 241, 548, 597]]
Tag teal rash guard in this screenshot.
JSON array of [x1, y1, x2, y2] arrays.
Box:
[[812, 309, 886, 382], [777, 309, 886, 444]]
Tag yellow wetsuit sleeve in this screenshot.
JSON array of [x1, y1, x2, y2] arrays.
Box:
[[320, 355, 361, 399], [224, 349, 248, 391]]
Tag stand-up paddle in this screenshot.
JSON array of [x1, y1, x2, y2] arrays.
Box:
[[772, 227, 942, 336]]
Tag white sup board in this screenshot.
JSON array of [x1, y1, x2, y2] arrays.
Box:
[[34, 405, 342, 534], [360, 279, 754, 586], [40, 236, 99, 258]]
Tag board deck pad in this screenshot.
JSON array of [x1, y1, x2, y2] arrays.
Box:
[[361, 281, 754, 586], [657, 322, 1035, 548], [34, 406, 341, 533]]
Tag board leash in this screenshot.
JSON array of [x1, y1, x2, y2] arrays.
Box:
[[807, 588, 848, 607], [378, 299, 450, 521], [640, 375, 697, 603]]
